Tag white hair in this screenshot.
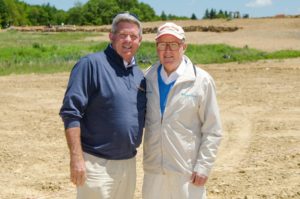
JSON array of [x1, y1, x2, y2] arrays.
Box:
[[111, 12, 142, 36]]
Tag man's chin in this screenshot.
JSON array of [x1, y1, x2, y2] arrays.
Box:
[[122, 54, 133, 62], [162, 60, 174, 65]]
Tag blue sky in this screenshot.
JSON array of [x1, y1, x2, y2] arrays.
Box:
[[22, 0, 300, 18]]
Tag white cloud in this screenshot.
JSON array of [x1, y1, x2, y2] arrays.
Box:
[[246, 0, 272, 8]]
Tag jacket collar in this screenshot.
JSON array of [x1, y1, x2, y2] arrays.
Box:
[[176, 55, 197, 83], [104, 44, 137, 70]]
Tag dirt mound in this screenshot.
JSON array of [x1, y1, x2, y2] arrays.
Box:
[[9, 24, 240, 33]]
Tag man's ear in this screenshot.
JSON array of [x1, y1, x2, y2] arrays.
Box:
[[183, 43, 187, 51], [109, 32, 113, 42], [138, 36, 142, 45]]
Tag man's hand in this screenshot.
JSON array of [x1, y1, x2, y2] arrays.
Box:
[[191, 172, 208, 186], [70, 155, 86, 186], [65, 127, 86, 186]]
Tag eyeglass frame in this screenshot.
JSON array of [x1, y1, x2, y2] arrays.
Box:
[[156, 42, 184, 51]]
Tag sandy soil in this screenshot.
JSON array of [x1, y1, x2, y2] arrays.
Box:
[[89, 17, 300, 52], [0, 18, 299, 199]]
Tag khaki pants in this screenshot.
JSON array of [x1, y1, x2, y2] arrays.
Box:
[[77, 152, 136, 199], [142, 172, 206, 199]]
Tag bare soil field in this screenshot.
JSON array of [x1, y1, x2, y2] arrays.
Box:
[[0, 18, 299, 199], [90, 17, 300, 52]]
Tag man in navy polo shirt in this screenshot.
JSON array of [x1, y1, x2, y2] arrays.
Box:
[[59, 12, 146, 199]]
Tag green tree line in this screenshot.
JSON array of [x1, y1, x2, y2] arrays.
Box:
[[0, 0, 250, 29], [0, 0, 159, 28], [203, 8, 249, 19], [159, 11, 193, 21]]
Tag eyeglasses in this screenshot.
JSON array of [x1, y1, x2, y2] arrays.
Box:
[[156, 42, 182, 51]]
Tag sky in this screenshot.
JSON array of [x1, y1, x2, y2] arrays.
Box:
[[21, 0, 300, 18]]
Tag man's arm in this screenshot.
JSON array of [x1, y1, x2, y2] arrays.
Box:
[[193, 76, 222, 185], [65, 127, 86, 186]]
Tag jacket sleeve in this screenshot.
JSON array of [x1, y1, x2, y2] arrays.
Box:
[[193, 76, 222, 176], [59, 57, 94, 129]]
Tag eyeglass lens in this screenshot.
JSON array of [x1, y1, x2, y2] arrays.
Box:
[[157, 42, 181, 51]]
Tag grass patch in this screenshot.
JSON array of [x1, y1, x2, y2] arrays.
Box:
[[186, 44, 300, 64], [0, 31, 300, 76]]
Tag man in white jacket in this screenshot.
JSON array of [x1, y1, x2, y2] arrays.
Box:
[[142, 22, 223, 199]]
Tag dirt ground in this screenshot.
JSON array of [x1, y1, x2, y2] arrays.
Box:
[[0, 18, 299, 199], [91, 17, 300, 52]]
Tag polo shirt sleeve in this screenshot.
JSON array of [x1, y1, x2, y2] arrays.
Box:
[[59, 57, 94, 129]]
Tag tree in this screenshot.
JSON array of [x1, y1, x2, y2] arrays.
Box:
[[52, 10, 67, 25], [209, 8, 216, 19], [0, 0, 200, 27], [203, 8, 246, 20], [117, 0, 138, 11], [217, 10, 226, 18], [2, 0, 22, 26], [0, 0, 9, 27], [80, 0, 121, 25], [191, 13, 197, 20], [203, 9, 210, 19], [41, 3, 60, 25], [27, 6, 40, 25], [224, 11, 229, 18], [67, 3, 85, 25], [134, 2, 157, 21], [243, 14, 249, 18], [160, 11, 167, 21]]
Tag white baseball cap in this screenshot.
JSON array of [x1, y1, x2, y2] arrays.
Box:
[[155, 22, 185, 40]]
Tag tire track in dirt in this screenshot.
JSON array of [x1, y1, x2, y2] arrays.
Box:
[[213, 109, 252, 172]]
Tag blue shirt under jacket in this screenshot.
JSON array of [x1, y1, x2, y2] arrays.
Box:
[[59, 45, 147, 160]]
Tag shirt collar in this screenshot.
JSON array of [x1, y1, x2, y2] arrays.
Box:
[[108, 44, 135, 69], [160, 59, 186, 84], [124, 57, 136, 68]]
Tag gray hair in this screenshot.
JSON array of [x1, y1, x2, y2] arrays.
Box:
[[111, 12, 142, 36]]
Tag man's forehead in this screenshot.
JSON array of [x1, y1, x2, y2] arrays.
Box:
[[156, 35, 181, 42], [117, 30, 139, 35]]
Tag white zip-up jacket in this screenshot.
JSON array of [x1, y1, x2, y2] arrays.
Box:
[[143, 56, 222, 177]]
